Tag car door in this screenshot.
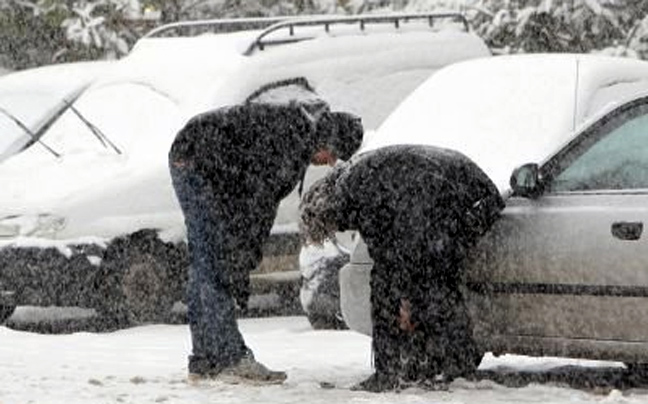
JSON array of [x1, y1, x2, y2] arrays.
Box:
[[468, 96, 648, 343]]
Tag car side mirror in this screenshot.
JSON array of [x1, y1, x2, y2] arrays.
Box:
[[510, 163, 543, 198]]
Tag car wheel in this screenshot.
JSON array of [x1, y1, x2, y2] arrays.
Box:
[[0, 304, 15, 324], [92, 230, 175, 325], [121, 251, 173, 322], [625, 362, 648, 379], [300, 247, 350, 330]]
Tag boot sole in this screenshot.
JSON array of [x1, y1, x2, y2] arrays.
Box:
[[187, 373, 287, 386]]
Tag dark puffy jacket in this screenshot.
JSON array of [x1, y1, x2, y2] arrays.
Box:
[[170, 103, 321, 202], [303, 144, 504, 287], [170, 103, 324, 305]]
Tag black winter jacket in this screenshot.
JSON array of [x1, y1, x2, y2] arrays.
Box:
[[303, 144, 504, 287], [170, 103, 321, 203], [170, 104, 323, 306]]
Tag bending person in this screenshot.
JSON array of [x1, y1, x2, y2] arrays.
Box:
[[301, 144, 504, 392], [169, 78, 363, 384]]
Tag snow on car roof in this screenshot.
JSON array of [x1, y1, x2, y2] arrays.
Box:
[[364, 53, 648, 193], [86, 25, 489, 129], [218, 29, 490, 130], [0, 61, 112, 95], [87, 31, 257, 115]]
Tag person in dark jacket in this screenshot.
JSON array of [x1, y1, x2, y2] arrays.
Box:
[[300, 144, 504, 392], [169, 78, 363, 384]]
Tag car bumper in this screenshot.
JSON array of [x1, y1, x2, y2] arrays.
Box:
[[339, 261, 372, 336]]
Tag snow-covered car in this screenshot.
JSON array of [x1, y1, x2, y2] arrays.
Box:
[[340, 53, 648, 371], [0, 13, 491, 325]]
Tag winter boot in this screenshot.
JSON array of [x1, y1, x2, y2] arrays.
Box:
[[350, 372, 399, 392], [188, 355, 223, 380], [188, 351, 287, 385], [410, 373, 451, 391], [216, 353, 287, 385]]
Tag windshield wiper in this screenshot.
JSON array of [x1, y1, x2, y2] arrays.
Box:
[[18, 83, 92, 155], [0, 106, 60, 158], [62, 100, 122, 155]]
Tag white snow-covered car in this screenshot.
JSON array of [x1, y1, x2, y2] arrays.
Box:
[[0, 13, 491, 324], [340, 53, 648, 371]]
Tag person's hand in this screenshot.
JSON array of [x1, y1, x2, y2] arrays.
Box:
[[311, 149, 337, 166], [398, 298, 417, 333]]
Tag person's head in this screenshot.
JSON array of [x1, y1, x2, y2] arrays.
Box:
[[310, 111, 364, 166], [245, 76, 363, 165], [300, 172, 342, 245]]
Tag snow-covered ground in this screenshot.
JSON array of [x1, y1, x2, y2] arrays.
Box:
[[2, 315, 647, 404]]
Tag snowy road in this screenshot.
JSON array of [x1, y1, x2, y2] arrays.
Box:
[[2, 316, 648, 404]]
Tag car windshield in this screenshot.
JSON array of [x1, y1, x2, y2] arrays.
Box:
[[39, 81, 181, 158], [0, 93, 64, 160]]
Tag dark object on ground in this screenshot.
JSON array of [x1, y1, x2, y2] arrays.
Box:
[[300, 250, 349, 330]]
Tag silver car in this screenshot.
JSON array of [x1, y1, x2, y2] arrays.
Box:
[[340, 53, 648, 369]]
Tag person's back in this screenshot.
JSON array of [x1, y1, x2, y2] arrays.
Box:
[[333, 144, 503, 264], [169, 102, 318, 203]]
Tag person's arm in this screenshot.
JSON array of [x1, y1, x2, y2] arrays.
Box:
[[460, 164, 505, 242]]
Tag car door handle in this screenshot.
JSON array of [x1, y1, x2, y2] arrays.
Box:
[[611, 221, 643, 241]]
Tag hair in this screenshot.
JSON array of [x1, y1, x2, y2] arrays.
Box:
[[327, 112, 363, 161], [299, 174, 341, 246], [245, 77, 363, 161]]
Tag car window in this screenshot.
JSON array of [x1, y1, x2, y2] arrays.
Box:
[[0, 113, 29, 158], [41, 83, 181, 156], [0, 93, 63, 158], [549, 102, 648, 192]]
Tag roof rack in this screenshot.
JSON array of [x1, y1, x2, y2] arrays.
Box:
[[143, 16, 291, 38], [143, 12, 470, 48], [243, 12, 470, 55]]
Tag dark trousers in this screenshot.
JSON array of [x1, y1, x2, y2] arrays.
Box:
[[170, 164, 247, 370], [370, 242, 478, 381]]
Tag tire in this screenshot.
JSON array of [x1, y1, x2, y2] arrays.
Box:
[[121, 251, 174, 322], [0, 304, 15, 324], [92, 230, 176, 325], [625, 362, 648, 378]]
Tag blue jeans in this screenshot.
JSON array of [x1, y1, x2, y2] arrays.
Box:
[[170, 164, 248, 370]]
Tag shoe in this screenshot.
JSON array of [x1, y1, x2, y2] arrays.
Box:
[[187, 356, 222, 381], [216, 355, 287, 385], [350, 372, 399, 392], [409, 374, 451, 391], [187, 351, 287, 385]]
